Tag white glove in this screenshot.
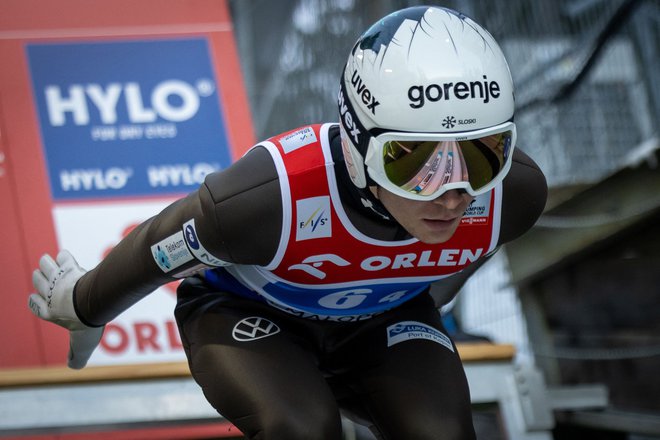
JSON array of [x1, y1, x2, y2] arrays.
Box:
[[29, 250, 105, 369]]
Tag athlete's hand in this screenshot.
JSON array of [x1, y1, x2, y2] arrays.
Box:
[[28, 250, 104, 369]]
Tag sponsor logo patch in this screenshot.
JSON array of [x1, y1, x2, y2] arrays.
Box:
[[386, 321, 454, 351], [408, 77, 501, 109], [151, 231, 194, 273], [287, 254, 351, 279], [232, 317, 280, 341], [183, 219, 231, 267], [461, 192, 491, 225], [296, 196, 331, 241], [279, 126, 317, 153]]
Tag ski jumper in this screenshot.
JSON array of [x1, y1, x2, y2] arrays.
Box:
[[205, 123, 502, 321], [71, 122, 547, 440]]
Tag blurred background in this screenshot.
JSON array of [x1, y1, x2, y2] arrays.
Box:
[[0, 0, 658, 438]]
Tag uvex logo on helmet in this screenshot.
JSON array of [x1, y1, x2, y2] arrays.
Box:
[[337, 82, 361, 145], [349, 71, 380, 115], [408, 75, 501, 108]]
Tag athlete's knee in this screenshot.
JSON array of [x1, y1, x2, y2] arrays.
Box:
[[262, 413, 342, 439], [429, 419, 476, 440], [381, 422, 475, 440], [420, 417, 475, 440], [377, 407, 476, 440], [257, 403, 343, 440]]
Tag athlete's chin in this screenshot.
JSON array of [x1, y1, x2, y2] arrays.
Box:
[[412, 229, 456, 244], [413, 219, 460, 244], [416, 234, 453, 245]]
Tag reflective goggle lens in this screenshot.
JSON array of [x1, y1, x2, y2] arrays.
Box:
[[382, 131, 513, 196]]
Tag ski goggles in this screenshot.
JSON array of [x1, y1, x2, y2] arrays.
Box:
[[364, 122, 516, 201]]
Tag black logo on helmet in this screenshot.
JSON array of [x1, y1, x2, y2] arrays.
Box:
[[338, 81, 362, 146], [408, 76, 501, 108], [350, 71, 380, 115], [442, 116, 456, 129]]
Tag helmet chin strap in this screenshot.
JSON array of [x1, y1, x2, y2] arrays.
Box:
[[331, 126, 393, 222]]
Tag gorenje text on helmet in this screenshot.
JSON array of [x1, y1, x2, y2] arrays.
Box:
[[408, 75, 501, 109]]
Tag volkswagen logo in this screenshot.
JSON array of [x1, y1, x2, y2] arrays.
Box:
[[232, 317, 281, 341]]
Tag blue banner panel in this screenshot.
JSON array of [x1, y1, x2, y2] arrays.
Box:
[[27, 38, 232, 200]]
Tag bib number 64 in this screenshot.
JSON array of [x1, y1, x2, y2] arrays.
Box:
[[317, 288, 408, 310]]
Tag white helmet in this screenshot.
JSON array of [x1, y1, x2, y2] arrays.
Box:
[[338, 6, 517, 200]]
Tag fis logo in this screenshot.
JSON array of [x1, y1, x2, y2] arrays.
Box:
[[300, 207, 326, 231], [296, 196, 331, 241]]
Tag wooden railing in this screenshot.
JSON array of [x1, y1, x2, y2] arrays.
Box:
[[0, 342, 515, 388]]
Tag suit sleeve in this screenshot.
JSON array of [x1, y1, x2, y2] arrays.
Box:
[[74, 146, 282, 326], [499, 148, 548, 244], [431, 148, 547, 308]]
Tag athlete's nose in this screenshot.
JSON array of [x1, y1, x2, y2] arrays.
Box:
[[431, 189, 469, 210]]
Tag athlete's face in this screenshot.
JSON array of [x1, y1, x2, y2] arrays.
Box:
[[374, 187, 474, 244]]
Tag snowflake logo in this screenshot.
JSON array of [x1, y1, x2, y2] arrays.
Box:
[[442, 116, 456, 129]]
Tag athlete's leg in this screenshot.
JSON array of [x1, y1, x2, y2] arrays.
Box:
[[175, 283, 343, 440], [334, 296, 476, 440]]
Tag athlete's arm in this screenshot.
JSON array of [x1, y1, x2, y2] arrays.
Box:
[[499, 148, 548, 244], [431, 148, 547, 307], [430, 256, 492, 307], [74, 146, 283, 326]]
